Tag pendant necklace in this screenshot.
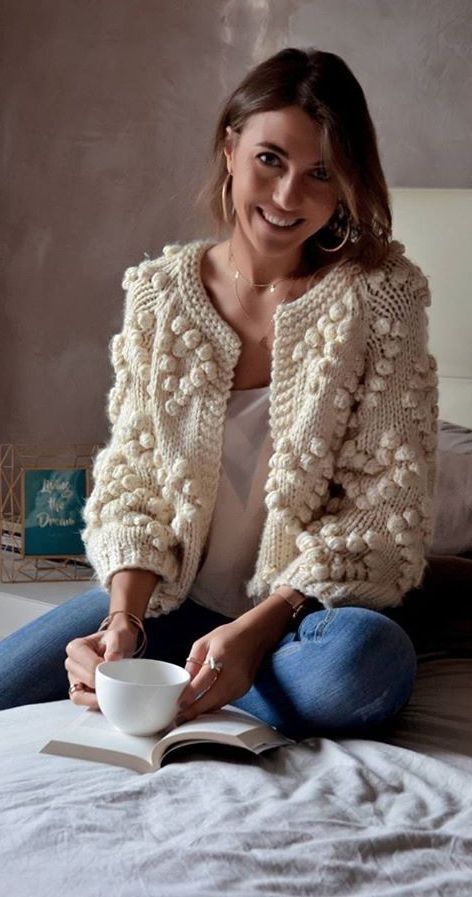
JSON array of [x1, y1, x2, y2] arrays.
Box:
[[228, 244, 298, 353], [232, 268, 295, 353], [229, 246, 290, 294]]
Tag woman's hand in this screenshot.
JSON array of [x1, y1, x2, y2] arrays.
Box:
[[177, 590, 302, 722], [65, 622, 138, 710], [176, 616, 273, 723], [65, 569, 157, 708]]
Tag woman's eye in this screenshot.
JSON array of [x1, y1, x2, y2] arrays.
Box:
[[256, 152, 281, 168], [311, 166, 330, 181], [256, 152, 330, 181]]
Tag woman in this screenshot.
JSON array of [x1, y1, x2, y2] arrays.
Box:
[[0, 48, 438, 738]]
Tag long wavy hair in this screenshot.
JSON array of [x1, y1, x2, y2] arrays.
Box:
[[200, 48, 392, 272]]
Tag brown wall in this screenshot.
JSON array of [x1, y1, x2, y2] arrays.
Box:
[[1, 0, 471, 444]]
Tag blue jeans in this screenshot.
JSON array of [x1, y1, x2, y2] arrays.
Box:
[[0, 588, 417, 739]]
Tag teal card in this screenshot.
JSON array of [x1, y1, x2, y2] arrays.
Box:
[[23, 468, 87, 557]]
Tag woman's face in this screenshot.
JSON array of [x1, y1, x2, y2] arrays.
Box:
[[224, 105, 339, 262]]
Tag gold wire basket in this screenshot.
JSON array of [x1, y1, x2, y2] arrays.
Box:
[[0, 444, 101, 583]]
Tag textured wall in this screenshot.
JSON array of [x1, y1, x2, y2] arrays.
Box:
[[1, 0, 471, 443]]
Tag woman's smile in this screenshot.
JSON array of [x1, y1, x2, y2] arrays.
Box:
[[257, 207, 304, 229]]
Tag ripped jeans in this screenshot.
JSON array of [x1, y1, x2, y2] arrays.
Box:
[[0, 588, 417, 739]]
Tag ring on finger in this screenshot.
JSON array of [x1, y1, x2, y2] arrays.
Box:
[[186, 656, 204, 667], [68, 682, 87, 697], [204, 655, 223, 674]]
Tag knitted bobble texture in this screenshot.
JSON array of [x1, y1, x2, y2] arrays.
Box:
[[82, 239, 437, 615]]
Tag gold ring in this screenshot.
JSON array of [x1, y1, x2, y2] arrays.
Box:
[[68, 682, 87, 696], [186, 656, 204, 667]]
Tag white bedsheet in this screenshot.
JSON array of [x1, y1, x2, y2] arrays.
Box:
[[1, 659, 471, 897]]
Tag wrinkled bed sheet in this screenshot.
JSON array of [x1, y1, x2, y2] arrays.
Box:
[[1, 659, 471, 897]]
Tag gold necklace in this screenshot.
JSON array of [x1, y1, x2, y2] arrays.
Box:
[[227, 244, 318, 353], [228, 244, 291, 293], [232, 262, 295, 353]]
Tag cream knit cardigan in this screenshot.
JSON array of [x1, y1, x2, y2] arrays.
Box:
[[82, 239, 438, 617]]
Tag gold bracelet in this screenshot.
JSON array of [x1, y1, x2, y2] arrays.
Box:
[[278, 592, 310, 624], [275, 592, 308, 613], [98, 610, 148, 658]]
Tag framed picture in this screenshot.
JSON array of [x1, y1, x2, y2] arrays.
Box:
[[22, 467, 88, 557], [0, 444, 102, 582]]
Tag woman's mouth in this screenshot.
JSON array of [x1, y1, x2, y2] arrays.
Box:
[[257, 207, 303, 229]]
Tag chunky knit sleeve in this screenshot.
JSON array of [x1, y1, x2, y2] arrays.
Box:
[[272, 252, 438, 609], [81, 258, 180, 594]]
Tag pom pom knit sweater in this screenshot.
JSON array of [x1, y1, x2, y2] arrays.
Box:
[[82, 239, 438, 617]]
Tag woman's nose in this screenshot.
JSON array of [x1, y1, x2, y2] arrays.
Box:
[[272, 173, 303, 211]]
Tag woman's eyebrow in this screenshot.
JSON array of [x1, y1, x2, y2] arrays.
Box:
[[255, 141, 324, 166]]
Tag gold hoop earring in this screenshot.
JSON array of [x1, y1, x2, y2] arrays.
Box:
[[221, 173, 235, 224], [315, 202, 352, 253]]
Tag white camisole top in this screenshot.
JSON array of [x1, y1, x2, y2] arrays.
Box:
[[191, 386, 272, 619]]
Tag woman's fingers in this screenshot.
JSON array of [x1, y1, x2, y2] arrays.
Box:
[[179, 626, 257, 721], [68, 685, 99, 710], [65, 656, 91, 684], [65, 632, 107, 706], [185, 665, 221, 706], [184, 640, 208, 682], [66, 646, 100, 708], [180, 640, 214, 705], [65, 628, 139, 707], [177, 672, 224, 723], [179, 644, 230, 721], [65, 635, 105, 686]]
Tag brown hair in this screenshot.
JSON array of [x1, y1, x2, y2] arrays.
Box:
[[201, 47, 392, 271]]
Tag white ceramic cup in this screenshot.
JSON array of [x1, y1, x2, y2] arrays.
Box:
[[95, 658, 191, 736]]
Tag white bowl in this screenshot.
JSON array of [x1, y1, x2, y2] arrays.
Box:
[[95, 658, 190, 736]]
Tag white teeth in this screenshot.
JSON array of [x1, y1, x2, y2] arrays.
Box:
[[261, 209, 299, 227]]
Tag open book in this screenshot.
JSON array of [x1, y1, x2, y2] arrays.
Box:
[[40, 706, 293, 773]]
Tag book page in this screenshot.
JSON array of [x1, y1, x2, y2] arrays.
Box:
[[156, 707, 292, 751], [53, 709, 159, 763]]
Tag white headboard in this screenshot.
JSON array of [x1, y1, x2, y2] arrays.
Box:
[[390, 188, 472, 428]]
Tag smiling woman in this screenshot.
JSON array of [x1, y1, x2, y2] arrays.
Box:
[[204, 47, 392, 275], [224, 107, 339, 271], [0, 49, 437, 746]]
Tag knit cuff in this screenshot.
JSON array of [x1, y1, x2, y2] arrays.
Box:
[[270, 555, 411, 610], [83, 523, 178, 595]]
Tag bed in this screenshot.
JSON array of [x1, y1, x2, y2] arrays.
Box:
[[1, 189, 471, 897]]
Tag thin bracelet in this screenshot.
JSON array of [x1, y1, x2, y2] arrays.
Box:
[[278, 592, 307, 614], [98, 610, 148, 658], [278, 593, 310, 625]]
